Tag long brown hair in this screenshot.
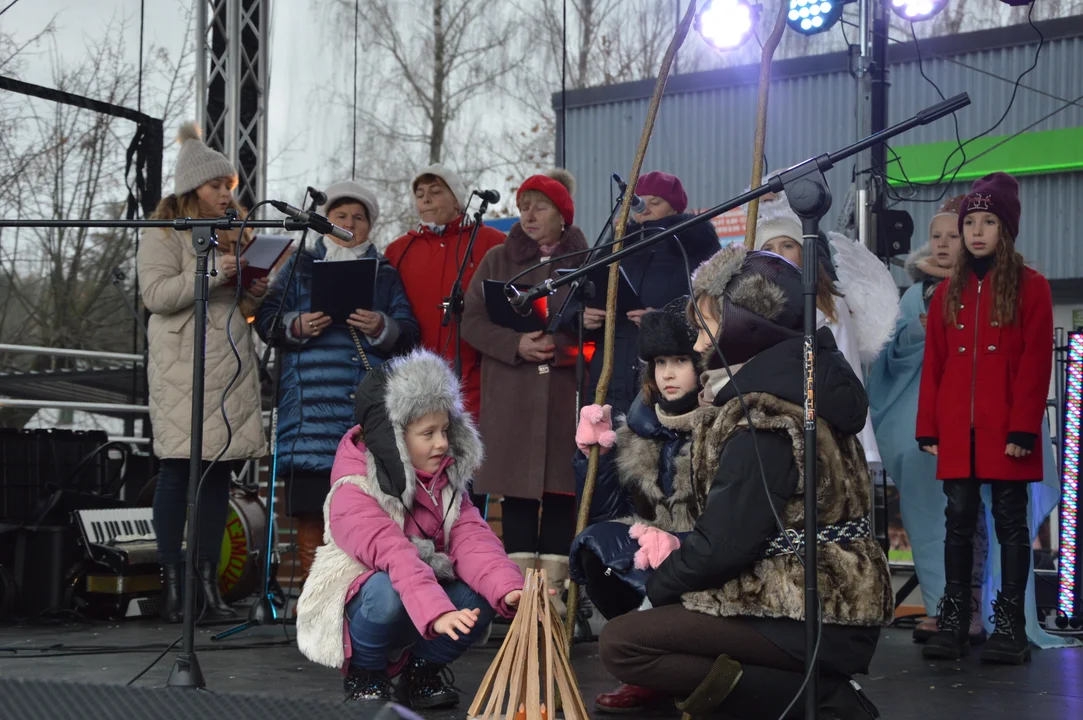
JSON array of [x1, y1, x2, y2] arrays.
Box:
[[150, 191, 250, 251], [817, 263, 843, 323], [944, 225, 1025, 326]]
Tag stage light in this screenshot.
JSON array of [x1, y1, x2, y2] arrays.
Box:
[[696, 0, 759, 51], [889, 0, 948, 21], [787, 0, 842, 36], [1057, 332, 1082, 627]]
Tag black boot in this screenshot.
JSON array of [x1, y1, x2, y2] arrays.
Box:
[[196, 559, 237, 622], [343, 666, 395, 703], [923, 590, 971, 660], [399, 657, 459, 709], [160, 563, 183, 624], [981, 592, 1031, 664], [819, 679, 880, 720]]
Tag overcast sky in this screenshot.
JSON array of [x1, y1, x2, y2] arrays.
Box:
[[3, 0, 353, 204]]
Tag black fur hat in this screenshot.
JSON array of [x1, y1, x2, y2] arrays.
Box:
[[637, 295, 698, 361]]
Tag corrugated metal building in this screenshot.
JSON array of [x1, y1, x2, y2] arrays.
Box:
[[554, 16, 1083, 301]]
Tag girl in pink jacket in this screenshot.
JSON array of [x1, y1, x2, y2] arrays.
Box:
[[295, 349, 526, 710]]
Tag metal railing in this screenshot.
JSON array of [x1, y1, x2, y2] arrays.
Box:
[[0, 343, 143, 363], [0, 399, 148, 414]]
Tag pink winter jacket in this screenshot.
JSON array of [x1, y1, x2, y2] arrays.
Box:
[[329, 427, 524, 643]]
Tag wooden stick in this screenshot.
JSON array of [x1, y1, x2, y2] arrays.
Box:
[[565, 0, 701, 644], [503, 572, 531, 719], [469, 588, 525, 718], [541, 570, 556, 716], [742, 0, 790, 249], [525, 570, 542, 719]]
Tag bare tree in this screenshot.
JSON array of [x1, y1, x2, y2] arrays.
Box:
[[0, 6, 196, 428]]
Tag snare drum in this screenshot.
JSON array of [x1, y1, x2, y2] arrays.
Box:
[[218, 489, 276, 603]]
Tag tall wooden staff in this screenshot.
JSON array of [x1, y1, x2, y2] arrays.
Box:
[[563, 0, 699, 642], [743, 1, 790, 248]]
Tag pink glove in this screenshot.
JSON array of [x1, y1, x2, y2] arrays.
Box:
[[575, 404, 617, 454], [630, 523, 680, 570]]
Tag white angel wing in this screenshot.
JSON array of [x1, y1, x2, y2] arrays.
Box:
[[827, 231, 900, 365]]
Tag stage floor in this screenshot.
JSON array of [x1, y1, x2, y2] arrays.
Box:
[[0, 615, 1080, 719]]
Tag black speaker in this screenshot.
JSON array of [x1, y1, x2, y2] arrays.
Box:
[[0, 676, 421, 720]]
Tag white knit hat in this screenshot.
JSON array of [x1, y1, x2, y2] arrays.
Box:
[[173, 122, 236, 196], [319, 180, 380, 225], [412, 163, 468, 211], [754, 204, 803, 251]]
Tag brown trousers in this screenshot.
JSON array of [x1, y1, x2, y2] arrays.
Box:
[[601, 604, 848, 719]]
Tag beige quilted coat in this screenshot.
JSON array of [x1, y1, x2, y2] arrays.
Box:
[[137, 227, 267, 461]]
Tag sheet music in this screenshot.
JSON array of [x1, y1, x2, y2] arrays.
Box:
[[241, 234, 293, 270]]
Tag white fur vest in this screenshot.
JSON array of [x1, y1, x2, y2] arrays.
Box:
[[294, 470, 462, 669]]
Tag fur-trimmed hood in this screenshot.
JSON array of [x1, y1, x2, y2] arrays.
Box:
[[343, 349, 483, 511]]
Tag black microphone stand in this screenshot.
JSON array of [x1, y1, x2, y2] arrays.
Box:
[[508, 93, 970, 718], [0, 213, 312, 691], [212, 190, 322, 642], [441, 193, 493, 380], [546, 189, 625, 415]]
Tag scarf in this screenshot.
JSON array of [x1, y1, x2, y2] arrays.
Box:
[[319, 235, 371, 263], [656, 402, 700, 433], [698, 364, 744, 407]]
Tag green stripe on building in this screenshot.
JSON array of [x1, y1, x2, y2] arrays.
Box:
[[886, 126, 1083, 186]]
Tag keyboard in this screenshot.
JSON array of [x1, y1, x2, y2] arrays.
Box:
[[74, 508, 158, 570]]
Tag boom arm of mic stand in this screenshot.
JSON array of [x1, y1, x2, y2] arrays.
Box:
[[508, 92, 972, 308]]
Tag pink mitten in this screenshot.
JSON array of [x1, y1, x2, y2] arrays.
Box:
[[630, 523, 680, 570], [576, 404, 616, 454]]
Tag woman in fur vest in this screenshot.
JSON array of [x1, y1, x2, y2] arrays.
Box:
[[294, 349, 526, 710], [568, 296, 705, 714], [599, 245, 893, 720]]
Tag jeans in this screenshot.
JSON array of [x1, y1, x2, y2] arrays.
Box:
[[153, 458, 232, 565], [346, 572, 494, 671]]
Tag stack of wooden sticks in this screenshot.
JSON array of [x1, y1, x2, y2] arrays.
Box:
[[467, 569, 589, 719]]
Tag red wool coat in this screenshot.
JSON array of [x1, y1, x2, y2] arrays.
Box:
[[385, 218, 505, 422], [916, 266, 1053, 481]]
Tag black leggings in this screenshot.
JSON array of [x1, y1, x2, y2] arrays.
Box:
[[500, 494, 577, 555], [943, 478, 1031, 597], [153, 458, 232, 565]]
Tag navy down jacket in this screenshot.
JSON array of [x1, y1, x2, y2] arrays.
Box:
[[255, 242, 419, 475], [569, 394, 695, 594]]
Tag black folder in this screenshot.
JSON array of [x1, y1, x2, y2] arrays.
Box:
[[556, 264, 643, 315], [482, 280, 547, 334], [310, 258, 379, 325]]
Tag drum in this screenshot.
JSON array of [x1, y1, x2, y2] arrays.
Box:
[[135, 478, 277, 603], [218, 489, 275, 603]]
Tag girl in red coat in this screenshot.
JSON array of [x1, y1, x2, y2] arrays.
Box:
[[916, 172, 1053, 665]]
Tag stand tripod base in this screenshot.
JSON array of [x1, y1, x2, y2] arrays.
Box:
[[211, 594, 291, 642], [167, 652, 205, 689]]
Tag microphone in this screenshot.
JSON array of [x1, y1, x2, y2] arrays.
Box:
[[611, 173, 646, 214], [270, 200, 353, 243], [474, 189, 501, 204], [307, 186, 328, 206], [504, 284, 534, 317]]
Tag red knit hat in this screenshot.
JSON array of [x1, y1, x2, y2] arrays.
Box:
[[958, 172, 1021, 240], [517, 174, 575, 226], [635, 171, 688, 214]]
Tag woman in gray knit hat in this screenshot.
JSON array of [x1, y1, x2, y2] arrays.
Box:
[[137, 122, 268, 624]]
